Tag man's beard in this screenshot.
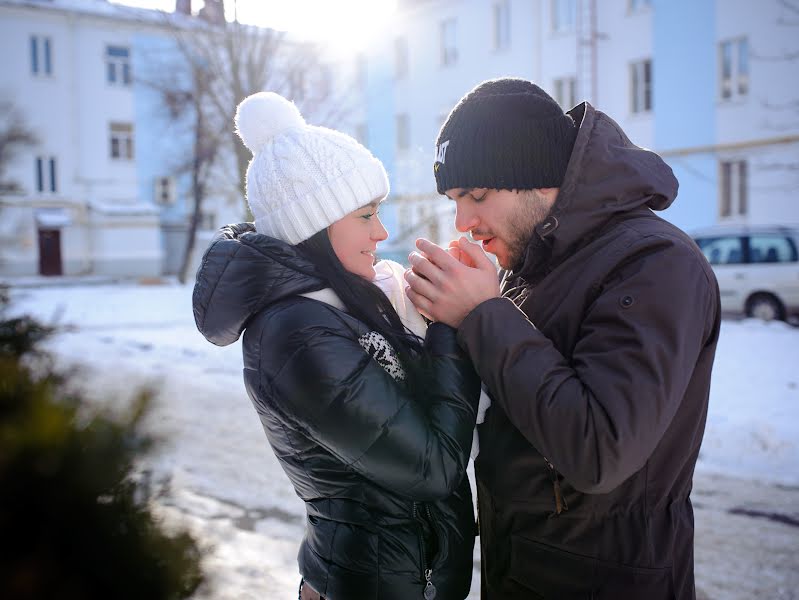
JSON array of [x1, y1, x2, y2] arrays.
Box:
[[503, 190, 554, 270]]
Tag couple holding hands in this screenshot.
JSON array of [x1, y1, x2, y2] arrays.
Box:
[[193, 78, 719, 600]]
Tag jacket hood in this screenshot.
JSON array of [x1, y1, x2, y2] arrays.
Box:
[[192, 222, 325, 346], [516, 102, 679, 276]]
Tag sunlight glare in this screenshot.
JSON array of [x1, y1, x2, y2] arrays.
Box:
[[236, 0, 398, 55]]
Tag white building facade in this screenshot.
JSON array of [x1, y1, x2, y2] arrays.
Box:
[[0, 0, 366, 279], [362, 0, 799, 258], [0, 0, 170, 277]]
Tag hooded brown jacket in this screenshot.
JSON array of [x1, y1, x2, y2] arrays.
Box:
[[459, 103, 721, 600]]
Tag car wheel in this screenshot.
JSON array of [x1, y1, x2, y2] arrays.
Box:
[[746, 293, 784, 321]]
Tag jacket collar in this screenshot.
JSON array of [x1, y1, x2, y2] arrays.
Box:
[[513, 102, 678, 280]]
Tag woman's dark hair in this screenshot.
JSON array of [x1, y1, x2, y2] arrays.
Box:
[[296, 229, 425, 368]]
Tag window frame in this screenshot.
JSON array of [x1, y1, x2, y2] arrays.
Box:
[[109, 122, 135, 161], [106, 45, 131, 87], [440, 18, 458, 67], [493, 0, 511, 50], [718, 159, 748, 219], [630, 59, 653, 114], [553, 76, 577, 109], [718, 37, 748, 101], [30, 35, 53, 77], [395, 36, 408, 79], [551, 0, 576, 33], [34, 155, 57, 193]]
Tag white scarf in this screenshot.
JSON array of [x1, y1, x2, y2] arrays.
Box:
[[301, 259, 491, 458]]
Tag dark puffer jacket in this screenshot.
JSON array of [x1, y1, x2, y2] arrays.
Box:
[[460, 103, 721, 599], [193, 224, 480, 600]]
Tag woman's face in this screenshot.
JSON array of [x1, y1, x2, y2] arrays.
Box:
[[328, 200, 389, 280]]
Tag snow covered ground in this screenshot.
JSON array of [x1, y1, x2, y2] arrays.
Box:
[[6, 281, 799, 599]]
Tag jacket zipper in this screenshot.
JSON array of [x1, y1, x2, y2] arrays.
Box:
[[412, 502, 437, 599], [545, 457, 569, 517]]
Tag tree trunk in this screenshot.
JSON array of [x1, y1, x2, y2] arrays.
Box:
[[178, 104, 206, 284]]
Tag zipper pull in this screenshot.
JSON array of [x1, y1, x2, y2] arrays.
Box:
[[423, 569, 437, 600], [545, 458, 569, 517], [553, 477, 568, 515]]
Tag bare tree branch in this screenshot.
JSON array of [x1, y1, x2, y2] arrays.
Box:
[[139, 4, 355, 281], [0, 99, 38, 192]]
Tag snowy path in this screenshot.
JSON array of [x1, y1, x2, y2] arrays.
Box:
[[693, 474, 799, 600], [7, 283, 799, 599]]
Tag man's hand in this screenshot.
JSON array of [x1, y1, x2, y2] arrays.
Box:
[[446, 239, 477, 267], [404, 237, 500, 328]]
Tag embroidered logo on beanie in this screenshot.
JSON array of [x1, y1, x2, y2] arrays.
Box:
[[434, 140, 450, 173]]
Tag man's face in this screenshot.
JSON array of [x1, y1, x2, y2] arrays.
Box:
[[445, 187, 558, 270]]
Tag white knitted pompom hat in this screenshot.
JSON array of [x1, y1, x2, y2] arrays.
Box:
[[234, 92, 389, 244]]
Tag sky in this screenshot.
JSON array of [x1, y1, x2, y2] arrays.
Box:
[[110, 0, 399, 52]]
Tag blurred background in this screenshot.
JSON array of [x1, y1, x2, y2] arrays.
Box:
[[0, 1, 797, 599]]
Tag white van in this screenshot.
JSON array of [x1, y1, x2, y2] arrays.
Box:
[[691, 225, 799, 321]]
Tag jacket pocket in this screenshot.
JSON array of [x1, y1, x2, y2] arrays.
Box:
[[509, 535, 675, 600]]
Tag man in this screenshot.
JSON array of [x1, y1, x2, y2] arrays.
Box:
[[404, 78, 720, 600]]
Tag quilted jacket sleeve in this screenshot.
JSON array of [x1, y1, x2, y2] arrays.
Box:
[[254, 301, 481, 501]]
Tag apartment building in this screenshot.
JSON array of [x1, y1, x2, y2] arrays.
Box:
[[360, 0, 799, 257]]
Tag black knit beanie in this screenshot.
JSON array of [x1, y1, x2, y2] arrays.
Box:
[[434, 78, 578, 194]]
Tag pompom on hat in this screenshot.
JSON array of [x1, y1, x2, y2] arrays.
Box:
[[235, 92, 389, 244]]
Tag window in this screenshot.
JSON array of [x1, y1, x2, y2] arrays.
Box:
[[395, 36, 408, 79], [629, 0, 652, 12], [719, 38, 748, 100], [30, 36, 52, 76], [110, 122, 134, 160], [106, 45, 131, 86], [396, 113, 410, 151], [552, 0, 576, 33], [493, 0, 511, 50], [696, 236, 745, 265], [155, 176, 176, 205], [749, 235, 798, 264], [554, 77, 576, 109], [440, 18, 457, 66], [35, 156, 57, 193], [630, 59, 652, 113], [719, 160, 748, 218]]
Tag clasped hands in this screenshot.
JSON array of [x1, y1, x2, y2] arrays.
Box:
[[403, 237, 500, 328]]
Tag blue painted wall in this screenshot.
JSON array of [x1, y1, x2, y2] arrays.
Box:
[[364, 43, 399, 238], [653, 0, 717, 232]]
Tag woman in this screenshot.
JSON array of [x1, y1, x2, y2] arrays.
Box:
[[192, 92, 480, 600]]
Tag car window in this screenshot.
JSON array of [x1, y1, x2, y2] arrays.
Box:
[[748, 235, 798, 263], [696, 236, 745, 265]]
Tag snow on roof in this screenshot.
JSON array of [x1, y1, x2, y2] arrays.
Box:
[[0, 0, 192, 28]]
